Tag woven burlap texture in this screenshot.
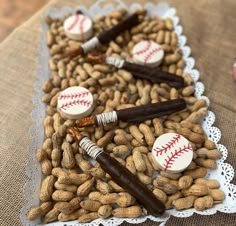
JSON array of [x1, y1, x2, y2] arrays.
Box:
[[0, 0, 236, 225]]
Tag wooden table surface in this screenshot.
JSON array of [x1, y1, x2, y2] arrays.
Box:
[[0, 0, 49, 41]]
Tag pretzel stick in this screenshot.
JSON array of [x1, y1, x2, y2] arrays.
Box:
[[67, 127, 166, 216], [64, 13, 141, 58], [87, 54, 184, 88], [76, 99, 186, 127]]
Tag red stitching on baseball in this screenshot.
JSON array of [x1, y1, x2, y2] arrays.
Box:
[[59, 91, 89, 100], [67, 15, 80, 31], [133, 41, 151, 55], [154, 134, 181, 156], [59, 99, 92, 110], [79, 15, 87, 35], [144, 47, 162, 63], [163, 143, 192, 171]]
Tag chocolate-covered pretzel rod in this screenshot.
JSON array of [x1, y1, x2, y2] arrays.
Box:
[[65, 13, 140, 58], [67, 128, 166, 216], [76, 99, 186, 127], [87, 54, 184, 88], [123, 61, 184, 88]]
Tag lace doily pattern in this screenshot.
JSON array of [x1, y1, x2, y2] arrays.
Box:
[[20, 0, 236, 225]]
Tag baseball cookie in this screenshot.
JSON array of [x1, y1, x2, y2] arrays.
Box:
[[63, 14, 93, 41], [132, 40, 164, 66], [152, 133, 193, 173], [57, 86, 94, 119]]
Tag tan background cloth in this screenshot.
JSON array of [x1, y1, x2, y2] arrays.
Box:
[[0, 0, 49, 41], [0, 0, 236, 225]]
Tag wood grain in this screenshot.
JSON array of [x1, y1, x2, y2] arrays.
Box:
[[0, 0, 49, 41]]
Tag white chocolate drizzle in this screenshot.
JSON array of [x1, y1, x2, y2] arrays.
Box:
[[81, 37, 100, 53], [79, 137, 103, 159], [96, 111, 118, 126], [105, 56, 125, 68]]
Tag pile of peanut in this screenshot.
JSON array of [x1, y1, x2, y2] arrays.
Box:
[[27, 9, 225, 224]]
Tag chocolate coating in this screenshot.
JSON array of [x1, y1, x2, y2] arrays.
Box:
[[96, 151, 166, 215], [98, 13, 140, 44], [117, 99, 186, 123], [123, 61, 184, 88]]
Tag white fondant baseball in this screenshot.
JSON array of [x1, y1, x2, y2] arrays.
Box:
[[152, 133, 193, 173], [57, 86, 94, 119], [132, 40, 164, 66], [63, 14, 93, 41]]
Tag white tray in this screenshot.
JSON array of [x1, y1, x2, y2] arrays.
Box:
[[20, 1, 236, 225]]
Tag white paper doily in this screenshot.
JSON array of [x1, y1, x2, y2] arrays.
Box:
[[20, 0, 236, 226]]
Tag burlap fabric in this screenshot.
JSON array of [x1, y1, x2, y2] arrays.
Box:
[[0, 0, 236, 225]]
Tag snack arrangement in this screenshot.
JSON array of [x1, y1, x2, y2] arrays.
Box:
[[26, 8, 225, 224]]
